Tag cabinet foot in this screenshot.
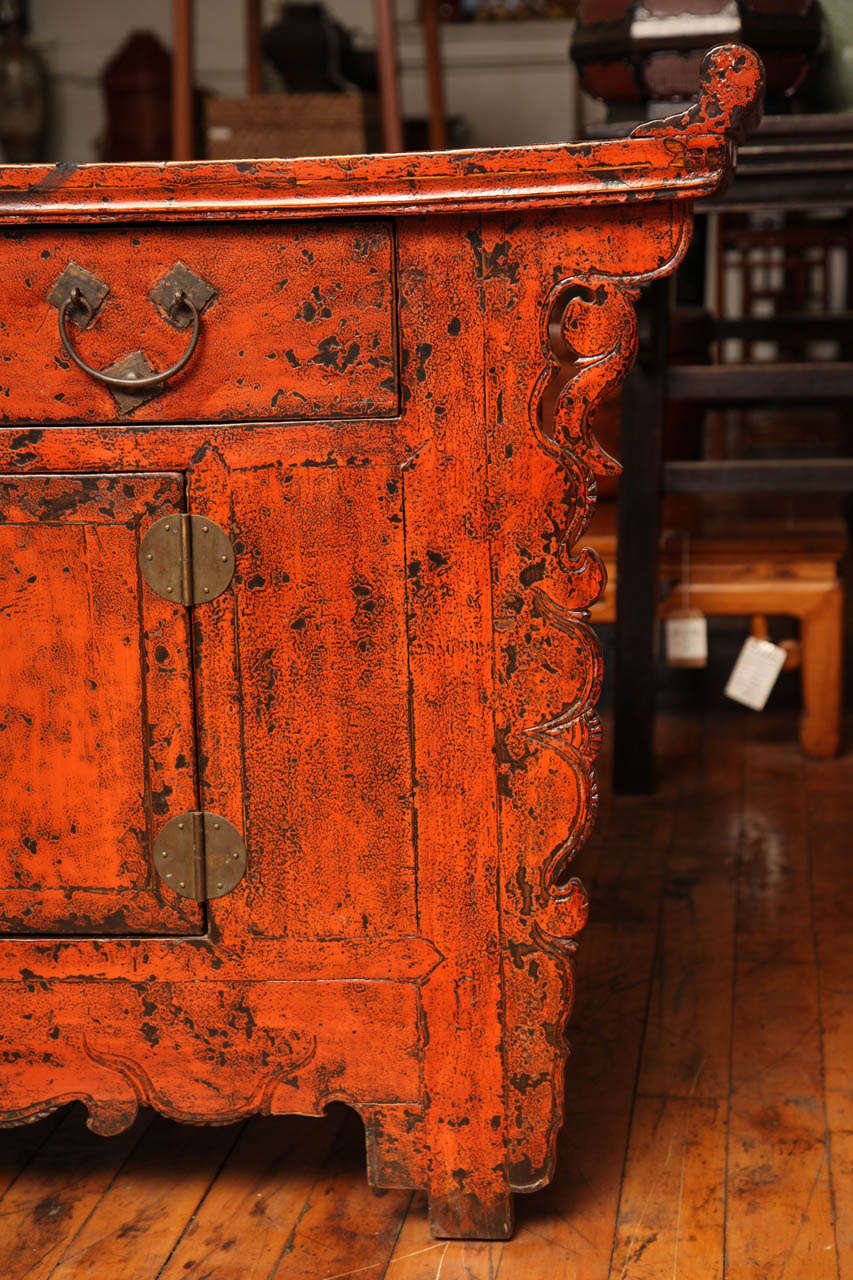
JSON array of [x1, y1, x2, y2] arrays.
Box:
[[428, 1186, 514, 1240]]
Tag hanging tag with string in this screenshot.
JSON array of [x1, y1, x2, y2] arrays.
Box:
[[664, 533, 708, 669], [724, 618, 788, 711]]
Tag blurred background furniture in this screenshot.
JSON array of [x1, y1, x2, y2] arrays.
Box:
[[101, 31, 173, 160], [204, 92, 379, 160], [571, 0, 853, 792], [170, 0, 448, 159], [606, 116, 853, 791], [571, 0, 822, 115], [0, 0, 48, 161], [589, 499, 846, 761]]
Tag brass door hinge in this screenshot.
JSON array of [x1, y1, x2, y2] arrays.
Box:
[[139, 514, 234, 605], [154, 811, 246, 902]]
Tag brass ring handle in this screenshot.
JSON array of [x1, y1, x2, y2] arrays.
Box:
[[58, 286, 201, 390]]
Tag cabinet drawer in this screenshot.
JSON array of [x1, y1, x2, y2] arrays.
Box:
[[0, 220, 397, 425]]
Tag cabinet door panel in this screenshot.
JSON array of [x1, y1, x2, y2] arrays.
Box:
[[191, 452, 415, 943], [0, 473, 202, 935]]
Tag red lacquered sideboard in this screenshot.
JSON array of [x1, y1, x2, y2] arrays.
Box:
[[0, 46, 761, 1240]]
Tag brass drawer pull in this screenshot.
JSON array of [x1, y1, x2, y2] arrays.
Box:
[[58, 286, 201, 391]]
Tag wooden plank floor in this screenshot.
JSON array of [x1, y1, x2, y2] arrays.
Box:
[[1, 708, 850, 1279]]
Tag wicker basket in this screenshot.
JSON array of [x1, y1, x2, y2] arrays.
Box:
[[204, 92, 377, 160]]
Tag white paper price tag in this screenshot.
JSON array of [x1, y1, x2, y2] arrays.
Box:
[[665, 609, 708, 669], [725, 636, 787, 711]]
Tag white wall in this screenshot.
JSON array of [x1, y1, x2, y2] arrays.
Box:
[[31, 0, 252, 162], [29, 0, 588, 162], [398, 18, 581, 147]]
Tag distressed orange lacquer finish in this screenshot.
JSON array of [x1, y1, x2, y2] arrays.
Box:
[[0, 47, 761, 1239]]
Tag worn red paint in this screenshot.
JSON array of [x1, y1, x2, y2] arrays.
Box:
[[0, 46, 762, 1239]]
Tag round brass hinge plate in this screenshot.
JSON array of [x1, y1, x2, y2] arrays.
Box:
[[139, 513, 235, 605], [155, 811, 247, 901]]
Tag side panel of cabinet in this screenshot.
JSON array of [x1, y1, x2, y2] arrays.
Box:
[[0, 473, 203, 934]]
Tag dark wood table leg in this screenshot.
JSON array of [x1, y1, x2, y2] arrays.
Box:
[[172, 0, 194, 161], [373, 0, 404, 153], [613, 277, 670, 794], [422, 0, 448, 151]]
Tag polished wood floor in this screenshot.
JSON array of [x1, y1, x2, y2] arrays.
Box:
[[1, 708, 850, 1279]]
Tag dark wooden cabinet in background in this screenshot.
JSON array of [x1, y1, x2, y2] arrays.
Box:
[[0, 46, 760, 1240]]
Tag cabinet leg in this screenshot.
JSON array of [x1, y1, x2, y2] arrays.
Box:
[[800, 584, 843, 759], [428, 1184, 514, 1240]]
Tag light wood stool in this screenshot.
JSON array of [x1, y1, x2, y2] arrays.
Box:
[[587, 503, 846, 758]]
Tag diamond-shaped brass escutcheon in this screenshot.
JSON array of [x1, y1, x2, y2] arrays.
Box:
[[101, 350, 161, 414], [151, 262, 217, 330], [47, 261, 109, 329], [139, 513, 234, 605], [155, 812, 246, 902]]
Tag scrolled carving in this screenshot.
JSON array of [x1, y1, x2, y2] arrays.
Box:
[[634, 43, 765, 147], [521, 275, 641, 952], [496, 270, 650, 1193], [532, 278, 638, 550], [80, 1034, 317, 1132]]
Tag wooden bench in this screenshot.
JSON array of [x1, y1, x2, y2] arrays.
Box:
[[587, 501, 846, 758]]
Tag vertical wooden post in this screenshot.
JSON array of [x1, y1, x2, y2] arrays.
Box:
[[172, 0, 194, 161], [246, 0, 263, 96], [800, 585, 843, 759], [422, 0, 447, 151], [373, 0, 404, 153], [613, 277, 670, 794]]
